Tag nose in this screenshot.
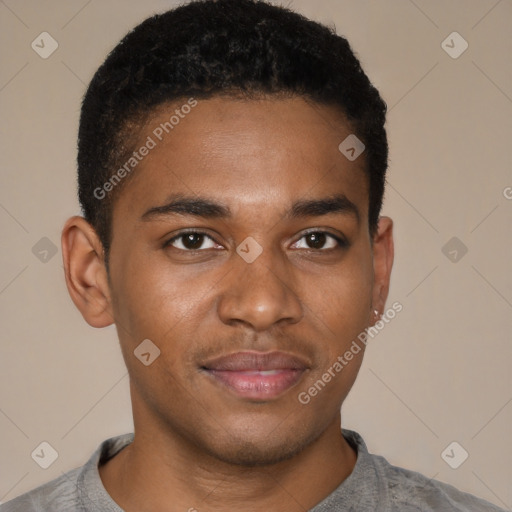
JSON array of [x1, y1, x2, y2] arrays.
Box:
[[217, 248, 303, 332]]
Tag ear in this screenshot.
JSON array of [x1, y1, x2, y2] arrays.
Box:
[[61, 216, 114, 328], [371, 216, 394, 321]]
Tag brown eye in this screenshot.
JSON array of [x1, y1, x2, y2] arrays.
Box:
[[305, 232, 327, 249], [166, 232, 219, 251], [182, 233, 205, 249], [291, 231, 343, 250]]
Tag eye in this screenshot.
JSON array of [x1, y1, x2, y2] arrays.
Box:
[[165, 232, 221, 251], [291, 231, 346, 250]]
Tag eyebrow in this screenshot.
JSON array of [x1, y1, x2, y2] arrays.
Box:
[[288, 195, 360, 223], [141, 193, 359, 223], [141, 194, 230, 220]]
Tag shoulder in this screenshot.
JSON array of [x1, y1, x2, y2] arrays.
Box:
[[0, 433, 132, 512], [0, 467, 82, 512], [339, 430, 505, 512], [372, 452, 505, 511]]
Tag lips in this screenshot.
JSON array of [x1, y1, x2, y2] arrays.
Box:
[[201, 351, 309, 400]]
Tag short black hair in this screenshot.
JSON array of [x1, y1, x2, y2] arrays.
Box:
[[78, 0, 388, 260]]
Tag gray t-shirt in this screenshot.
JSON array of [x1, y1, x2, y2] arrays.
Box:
[[1, 430, 505, 511]]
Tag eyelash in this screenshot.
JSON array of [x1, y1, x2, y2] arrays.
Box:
[[163, 229, 348, 252], [293, 229, 348, 251]]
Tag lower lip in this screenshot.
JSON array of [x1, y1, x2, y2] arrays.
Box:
[[205, 369, 305, 400]]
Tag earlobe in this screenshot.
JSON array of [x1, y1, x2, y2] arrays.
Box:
[[371, 216, 394, 321], [61, 216, 114, 328]]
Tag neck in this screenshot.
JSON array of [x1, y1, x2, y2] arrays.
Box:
[[99, 414, 357, 512]]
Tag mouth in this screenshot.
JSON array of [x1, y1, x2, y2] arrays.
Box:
[[201, 351, 309, 401]]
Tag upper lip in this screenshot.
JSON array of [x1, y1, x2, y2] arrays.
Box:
[[201, 351, 310, 371]]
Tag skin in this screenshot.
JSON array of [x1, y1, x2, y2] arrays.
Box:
[[62, 96, 394, 512]]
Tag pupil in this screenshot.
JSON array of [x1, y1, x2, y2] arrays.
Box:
[[183, 233, 203, 249], [307, 233, 326, 249]]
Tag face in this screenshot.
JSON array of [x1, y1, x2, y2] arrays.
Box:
[[87, 97, 392, 466]]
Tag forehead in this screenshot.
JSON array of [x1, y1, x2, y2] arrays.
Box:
[[113, 96, 369, 221]]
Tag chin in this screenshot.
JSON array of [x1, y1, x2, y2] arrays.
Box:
[[198, 423, 323, 468], [209, 441, 305, 467]]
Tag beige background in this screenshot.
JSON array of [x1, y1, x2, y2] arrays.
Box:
[[1, 0, 511, 508]]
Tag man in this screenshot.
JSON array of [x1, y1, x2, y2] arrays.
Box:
[[2, 0, 505, 510]]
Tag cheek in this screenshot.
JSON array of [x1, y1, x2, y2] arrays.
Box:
[[302, 247, 373, 334], [110, 245, 180, 327], [109, 266, 198, 401], [109, 251, 220, 365]]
